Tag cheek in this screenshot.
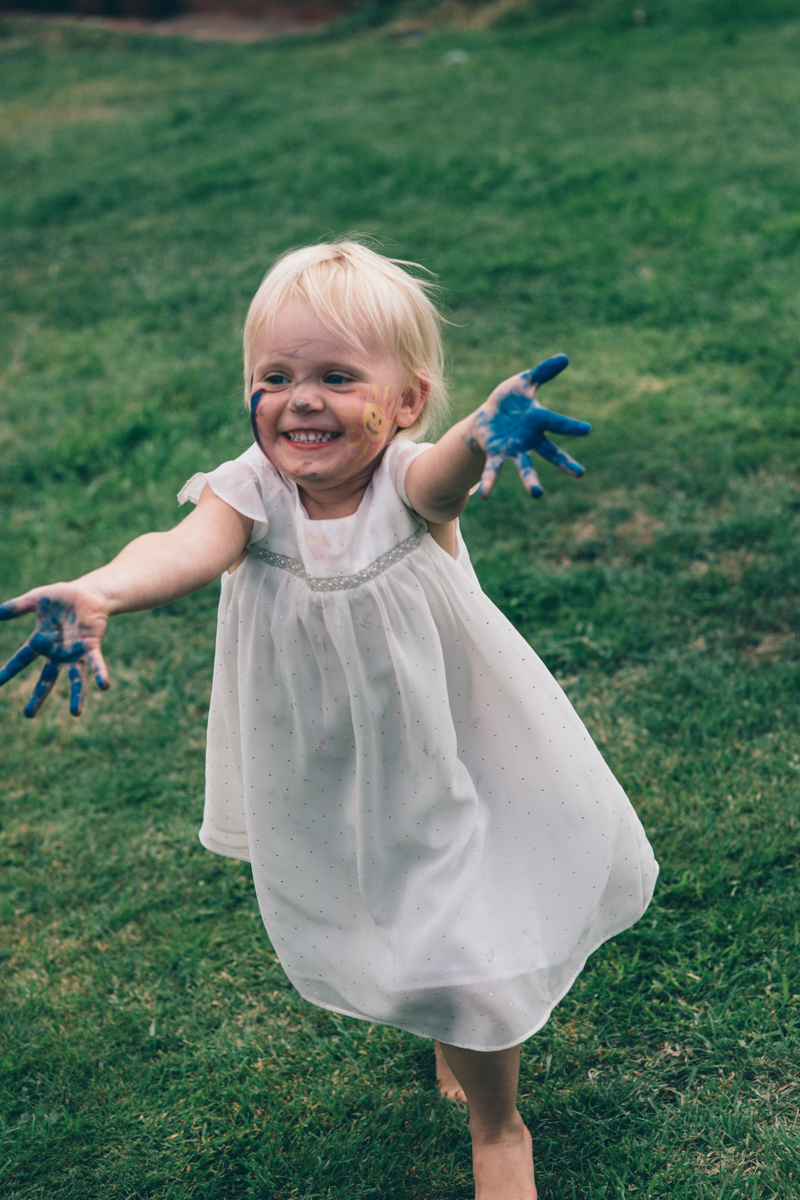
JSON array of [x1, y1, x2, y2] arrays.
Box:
[[250, 389, 266, 434], [362, 403, 388, 441], [341, 386, 400, 446]]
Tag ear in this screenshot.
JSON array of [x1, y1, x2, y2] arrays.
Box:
[[394, 376, 430, 429]]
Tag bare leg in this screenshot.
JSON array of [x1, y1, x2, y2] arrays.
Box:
[[439, 1042, 536, 1200], [434, 1039, 467, 1103]]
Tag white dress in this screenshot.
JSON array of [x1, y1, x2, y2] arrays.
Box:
[[179, 438, 658, 1052]]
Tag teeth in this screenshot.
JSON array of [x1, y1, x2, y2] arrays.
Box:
[[285, 431, 338, 444]]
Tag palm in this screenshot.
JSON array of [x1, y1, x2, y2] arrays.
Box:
[[472, 355, 591, 498], [0, 586, 110, 718]]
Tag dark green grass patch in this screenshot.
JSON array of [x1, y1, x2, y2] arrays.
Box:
[[1, 10, 799, 1199]]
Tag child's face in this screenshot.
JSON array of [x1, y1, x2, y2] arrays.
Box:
[[249, 302, 425, 498]]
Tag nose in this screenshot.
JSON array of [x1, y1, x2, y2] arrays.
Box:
[[288, 380, 325, 414]]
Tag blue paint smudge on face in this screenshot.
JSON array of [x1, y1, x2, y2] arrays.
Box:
[[250, 388, 267, 452]]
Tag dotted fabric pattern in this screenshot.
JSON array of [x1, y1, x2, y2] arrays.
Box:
[[184, 440, 658, 1051]]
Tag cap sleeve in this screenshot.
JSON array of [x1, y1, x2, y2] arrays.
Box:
[[177, 444, 271, 543], [381, 438, 434, 510]]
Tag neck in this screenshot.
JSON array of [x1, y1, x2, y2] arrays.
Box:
[[298, 480, 370, 520], [289, 441, 394, 520]]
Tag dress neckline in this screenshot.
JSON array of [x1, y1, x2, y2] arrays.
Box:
[[291, 474, 375, 525]]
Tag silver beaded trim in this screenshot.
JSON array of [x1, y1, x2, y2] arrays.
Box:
[[249, 527, 426, 592]]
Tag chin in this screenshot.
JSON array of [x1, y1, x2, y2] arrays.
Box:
[[286, 462, 325, 482]]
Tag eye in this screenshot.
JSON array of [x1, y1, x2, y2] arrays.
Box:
[[324, 372, 352, 387], [263, 372, 290, 386]]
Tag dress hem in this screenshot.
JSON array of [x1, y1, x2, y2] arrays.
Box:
[[288, 878, 657, 1053], [199, 825, 251, 864]]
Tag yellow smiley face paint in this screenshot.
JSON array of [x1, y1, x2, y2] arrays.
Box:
[[362, 403, 388, 441], [338, 386, 398, 461]]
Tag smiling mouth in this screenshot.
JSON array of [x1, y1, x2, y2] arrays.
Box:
[[283, 431, 342, 444]]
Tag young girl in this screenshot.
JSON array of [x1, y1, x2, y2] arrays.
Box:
[[0, 241, 657, 1200]]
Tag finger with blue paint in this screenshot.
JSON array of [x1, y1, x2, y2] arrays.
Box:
[[68, 662, 87, 717], [24, 660, 60, 719], [0, 587, 110, 718], [470, 354, 591, 499]]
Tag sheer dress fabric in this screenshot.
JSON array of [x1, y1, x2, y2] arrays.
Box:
[[179, 439, 658, 1051]]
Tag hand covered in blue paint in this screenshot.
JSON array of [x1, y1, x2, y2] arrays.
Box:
[[0, 585, 110, 718], [470, 355, 591, 499]]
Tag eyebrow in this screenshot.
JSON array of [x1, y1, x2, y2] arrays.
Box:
[[258, 346, 304, 359], [255, 357, 366, 376]]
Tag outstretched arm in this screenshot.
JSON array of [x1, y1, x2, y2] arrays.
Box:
[[0, 486, 252, 717], [405, 355, 590, 523], [77, 484, 253, 613]]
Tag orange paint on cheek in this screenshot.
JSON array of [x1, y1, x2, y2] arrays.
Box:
[[340, 386, 399, 461], [362, 403, 388, 440]]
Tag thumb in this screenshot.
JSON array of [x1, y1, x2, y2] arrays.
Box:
[[521, 354, 569, 388], [0, 592, 42, 621], [86, 647, 111, 692]]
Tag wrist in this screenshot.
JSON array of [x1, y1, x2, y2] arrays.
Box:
[[460, 412, 485, 456], [74, 573, 121, 615]]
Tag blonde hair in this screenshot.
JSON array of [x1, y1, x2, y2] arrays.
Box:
[[243, 239, 449, 441]]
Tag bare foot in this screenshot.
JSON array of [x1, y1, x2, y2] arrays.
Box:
[[434, 1039, 467, 1103], [471, 1116, 537, 1200]]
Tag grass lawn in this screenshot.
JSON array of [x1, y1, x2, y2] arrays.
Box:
[[1, 5, 799, 1197]]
